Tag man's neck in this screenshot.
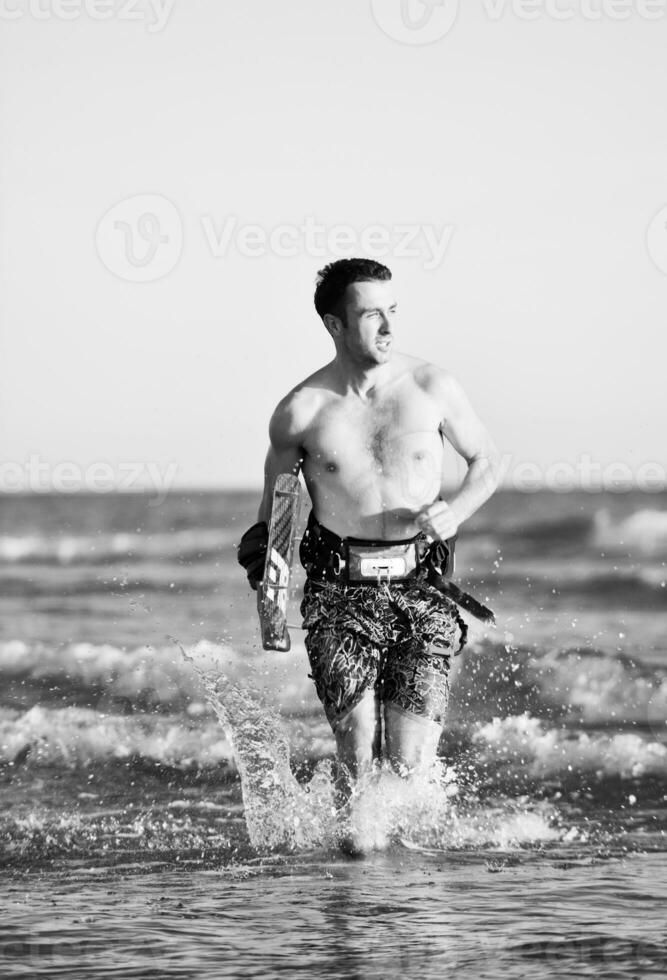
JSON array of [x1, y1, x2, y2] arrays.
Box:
[[332, 352, 392, 400]]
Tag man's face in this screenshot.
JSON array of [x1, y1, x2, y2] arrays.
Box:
[[338, 280, 398, 365]]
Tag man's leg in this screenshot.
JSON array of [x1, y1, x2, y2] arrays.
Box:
[[333, 691, 382, 805], [302, 617, 382, 805], [381, 635, 452, 775], [383, 703, 442, 773], [380, 582, 465, 775]]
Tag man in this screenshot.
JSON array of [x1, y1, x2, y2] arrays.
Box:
[[239, 258, 500, 801]]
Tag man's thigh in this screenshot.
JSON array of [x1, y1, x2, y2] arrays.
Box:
[[380, 582, 465, 725], [381, 637, 453, 772], [304, 627, 381, 731], [381, 642, 452, 728]]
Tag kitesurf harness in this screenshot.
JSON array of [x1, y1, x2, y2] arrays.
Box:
[[299, 511, 495, 625]]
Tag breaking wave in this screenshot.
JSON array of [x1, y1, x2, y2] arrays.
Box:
[[1, 636, 665, 805], [592, 508, 667, 557], [0, 528, 238, 565], [474, 713, 667, 780]]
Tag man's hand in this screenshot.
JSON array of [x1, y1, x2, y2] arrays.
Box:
[[416, 500, 459, 541], [237, 521, 269, 589]]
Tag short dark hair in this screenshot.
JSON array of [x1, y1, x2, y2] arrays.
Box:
[[314, 258, 392, 321]]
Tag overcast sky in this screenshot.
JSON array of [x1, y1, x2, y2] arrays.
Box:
[[1, 0, 666, 493]]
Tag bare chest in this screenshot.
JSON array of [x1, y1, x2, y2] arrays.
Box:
[[304, 387, 442, 476]]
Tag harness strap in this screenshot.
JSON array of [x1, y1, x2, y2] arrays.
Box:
[[299, 511, 495, 625], [427, 572, 496, 625]]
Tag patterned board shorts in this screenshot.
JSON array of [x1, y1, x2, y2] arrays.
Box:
[[300, 578, 468, 730]]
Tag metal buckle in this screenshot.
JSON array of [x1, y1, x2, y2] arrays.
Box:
[[332, 553, 346, 577]]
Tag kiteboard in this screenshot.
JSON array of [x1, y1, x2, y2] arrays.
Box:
[[257, 473, 302, 651]]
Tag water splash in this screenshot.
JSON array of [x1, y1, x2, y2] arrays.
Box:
[[176, 640, 338, 850], [176, 643, 562, 856], [336, 762, 559, 854]]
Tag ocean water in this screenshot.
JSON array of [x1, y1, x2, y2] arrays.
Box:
[[1, 488, 666, 979]]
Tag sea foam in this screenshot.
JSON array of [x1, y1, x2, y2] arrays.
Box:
[[475, 713, 667, 779]]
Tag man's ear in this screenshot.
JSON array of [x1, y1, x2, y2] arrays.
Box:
[[323, 313, 344, 338]]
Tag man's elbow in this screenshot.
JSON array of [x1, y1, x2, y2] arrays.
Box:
[[485, 447, 502, 493], [470, 447, 502, 495]]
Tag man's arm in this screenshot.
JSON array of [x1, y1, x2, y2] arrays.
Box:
[[237, 394, 304, 590], [418, 370, 501, 540], [257, 396, 304, 523]]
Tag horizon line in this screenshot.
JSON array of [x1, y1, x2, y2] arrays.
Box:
[[1, 481, 666, 498]]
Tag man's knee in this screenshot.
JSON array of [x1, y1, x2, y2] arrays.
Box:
[[333, 694, 380, 768], [384, 703, 442, 773]]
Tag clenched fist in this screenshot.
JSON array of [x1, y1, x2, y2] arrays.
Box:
[[416, 500, 459, 541]]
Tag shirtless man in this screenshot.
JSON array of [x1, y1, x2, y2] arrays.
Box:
[[239, 258, 500, 797]]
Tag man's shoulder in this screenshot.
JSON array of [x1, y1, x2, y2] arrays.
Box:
[[270, 364, 335, 439], [409, 358, 460, 399], [279, 363, 336, 414]]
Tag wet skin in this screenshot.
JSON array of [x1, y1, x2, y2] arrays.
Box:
[[256, 280, 500, 813], [298, 359, 447, 540]]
